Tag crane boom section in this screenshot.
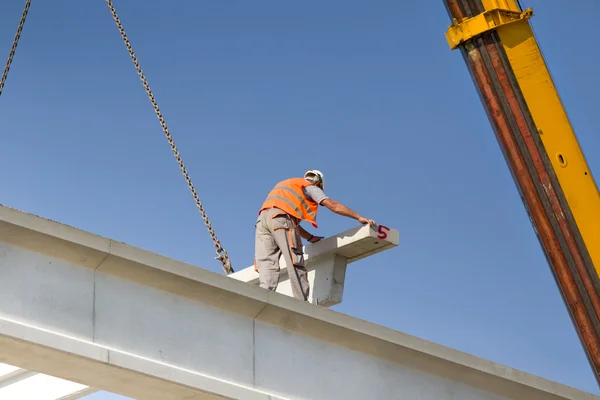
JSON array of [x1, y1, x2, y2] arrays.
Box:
[[444, 0, 600, 386], [484, 0, 600, 282]]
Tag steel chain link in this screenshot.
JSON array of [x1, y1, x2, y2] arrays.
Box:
[[0, 0, 31, 98], [106, 0, 233, 274]]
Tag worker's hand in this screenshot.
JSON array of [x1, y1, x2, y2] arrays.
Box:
[[358, 216, 376, 227], [308, 235, 324, 243]]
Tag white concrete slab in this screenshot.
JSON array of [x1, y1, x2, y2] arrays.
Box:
[[229, 223, 399, 306], [0, 203, 597, 400]]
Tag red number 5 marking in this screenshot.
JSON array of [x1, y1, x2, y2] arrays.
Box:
[[377, 225, 390, 240]]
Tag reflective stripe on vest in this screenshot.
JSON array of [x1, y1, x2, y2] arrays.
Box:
[[267, 185, 317, 221], [260, 177, 319, 228]]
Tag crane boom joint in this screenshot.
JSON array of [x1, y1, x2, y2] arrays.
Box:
[[445, 6, 533, 50]]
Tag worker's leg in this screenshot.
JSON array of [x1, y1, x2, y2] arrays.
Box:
[[268, 212, 309, 301], [255, 210, 281, 290]]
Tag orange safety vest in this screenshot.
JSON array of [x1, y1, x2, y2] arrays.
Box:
[[260, 177, 320, 228]]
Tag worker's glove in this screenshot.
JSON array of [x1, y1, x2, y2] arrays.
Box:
[[308, 235, 324, 243]]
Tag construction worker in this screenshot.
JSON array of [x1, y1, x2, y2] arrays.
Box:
[[254, 170, 376, 301]]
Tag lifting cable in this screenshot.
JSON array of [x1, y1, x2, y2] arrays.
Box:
[[2, 0, 233, 275], [105, 0, 234, 275], [0, 0, 31, 98]]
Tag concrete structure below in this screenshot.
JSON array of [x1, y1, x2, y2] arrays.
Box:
[[0, 204, 597, 400]]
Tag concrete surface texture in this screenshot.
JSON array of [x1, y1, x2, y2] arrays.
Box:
[[0, 203, 597, 400]]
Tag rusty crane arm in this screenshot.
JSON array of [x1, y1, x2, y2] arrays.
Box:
[[443, 0, 600, 386]]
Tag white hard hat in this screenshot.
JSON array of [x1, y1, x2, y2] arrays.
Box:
[[304, 169, 325, 189]]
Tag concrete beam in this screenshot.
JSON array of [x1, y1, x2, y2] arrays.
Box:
[[229, 224, 399, 306], [0, 204, 597, 400]]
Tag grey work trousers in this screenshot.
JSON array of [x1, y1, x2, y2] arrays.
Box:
[[255, 208, 309, 301]]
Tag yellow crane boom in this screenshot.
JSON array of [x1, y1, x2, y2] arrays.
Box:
[[444, 0, 600, 385]]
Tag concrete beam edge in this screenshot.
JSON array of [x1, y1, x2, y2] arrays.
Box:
[[0, 204, 595, 399], [0, 316, 278, 400], [254, 293, 596, 400]]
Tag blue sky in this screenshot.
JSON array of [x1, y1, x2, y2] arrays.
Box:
[[1, 0, 599, 397]]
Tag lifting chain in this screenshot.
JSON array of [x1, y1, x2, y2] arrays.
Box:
[[105, 0, 234, 274], [0, 0, 31, 98]]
